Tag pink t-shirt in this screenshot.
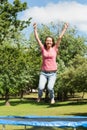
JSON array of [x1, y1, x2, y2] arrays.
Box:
[[41, 45, 58, 71]]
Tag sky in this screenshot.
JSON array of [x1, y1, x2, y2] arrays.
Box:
[[9, 0, 87, 38]]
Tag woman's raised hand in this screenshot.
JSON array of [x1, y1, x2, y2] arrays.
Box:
[[33, 23, 37, 29], [64, 23, 69, 29]]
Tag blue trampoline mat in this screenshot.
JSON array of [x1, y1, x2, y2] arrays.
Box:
[[0, 115, 87, 128]]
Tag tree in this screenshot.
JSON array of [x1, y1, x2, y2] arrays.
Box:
[[0, 39, 34, 105], [0, 0, 32, 105], [69, 55, 87, 97], [56, 55, 87, 101], [0, 0, 31, 44]]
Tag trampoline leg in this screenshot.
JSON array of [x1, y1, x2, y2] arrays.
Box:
[[2, 125, 5, 130], [24, 125, 26, 130]]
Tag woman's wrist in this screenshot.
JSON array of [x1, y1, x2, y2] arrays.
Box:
[[64, 27, 67, 30], [34, 28, 37, 31]]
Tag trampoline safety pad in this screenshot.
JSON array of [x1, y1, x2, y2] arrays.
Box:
[[0, 115, 87, 130]]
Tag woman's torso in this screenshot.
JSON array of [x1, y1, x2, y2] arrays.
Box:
[[41, 45, 58, 71]]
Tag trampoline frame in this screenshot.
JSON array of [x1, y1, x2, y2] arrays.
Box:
[[0, 115, 87, 130]]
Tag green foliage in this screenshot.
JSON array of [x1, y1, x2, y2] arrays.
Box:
[[28, 36, 42, 89], [0, 0, 31, 43], [59, 32, 86, 66], [0, 0, 32, 104], [57, 55, 87, 100], [69, 55, 87, 92], [0, 42, 31, 101]]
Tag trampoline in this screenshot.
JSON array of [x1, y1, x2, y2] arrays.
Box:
[[0, 115, 87, 130]]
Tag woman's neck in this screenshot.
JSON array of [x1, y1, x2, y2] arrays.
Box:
[[46, 46, 51, 50]]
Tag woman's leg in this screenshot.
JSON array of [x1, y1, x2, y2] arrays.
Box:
[[47, 72, 56, 104], [38, 72, 47, 101]]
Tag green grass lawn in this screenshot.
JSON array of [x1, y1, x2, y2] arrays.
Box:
[[0, 93, 87, 130]]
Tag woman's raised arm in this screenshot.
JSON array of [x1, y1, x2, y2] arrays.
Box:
[[33, 23, 43, 48], [56, 23, 68, 48]]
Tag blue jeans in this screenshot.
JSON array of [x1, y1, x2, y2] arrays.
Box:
[[38, 71, 56, 99]]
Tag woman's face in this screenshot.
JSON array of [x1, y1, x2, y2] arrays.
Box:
[[45, 37, 53, 49]]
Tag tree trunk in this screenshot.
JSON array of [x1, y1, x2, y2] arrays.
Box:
[[5, 88, 10, 106]]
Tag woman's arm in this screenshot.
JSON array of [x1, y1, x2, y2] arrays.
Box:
[[56, 23, 68, 48], [33, 23, 43, 48]]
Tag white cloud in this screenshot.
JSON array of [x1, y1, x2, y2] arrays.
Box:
[[20, 1, 87, 34]]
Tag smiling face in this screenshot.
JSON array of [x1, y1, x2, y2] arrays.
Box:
[[44, 36, 55, 49], [46, 37, 53, 48]]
